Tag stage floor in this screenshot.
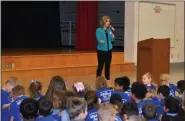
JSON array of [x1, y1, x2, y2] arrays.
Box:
[[2, 48, 133, 94], [2, 48, 124, 56]]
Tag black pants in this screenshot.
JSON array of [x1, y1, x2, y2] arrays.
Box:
[[96, 50, 112, 80]]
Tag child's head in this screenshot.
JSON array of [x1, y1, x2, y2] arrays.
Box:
[[20, 98, 38, 120], [51, 89, 66, 110], [131, 82, 147, 101], [73, 82, 85, 98], [12, 85, 25, 99], [160, 74, 170, 85], [45, 75, 66, 99], [95, 76, 108, 89], [142, 102, 157, 120], [157, 85, 170, 100], [114, 76, 130, 91], [38, 96, 53, 116], [177, 80, 185, 94], [4, 76, 18, 93], [163, 96, 180, 113], [66, 97, 87, 120], [84, 90, 99, 110], [142, 72, 153, 86], [98, 103, 116, 121], [122, 102, 138, 120], [29, 80, 42, 99], [110, 93, 123, 115]]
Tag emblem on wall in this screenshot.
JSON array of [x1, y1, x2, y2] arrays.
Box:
[[153, 5, 162, 13]]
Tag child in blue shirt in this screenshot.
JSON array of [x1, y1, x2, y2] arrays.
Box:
[[10, 85, 27, 121], [131, 82, 161, 117], [114, 76, 131, 103], [95, 76, 113, 103], [142, 102, 159, 121], [142, 72, 158, 99], [84, 90, 99, 121], [160, 74, 177, 97], [162, 96, 183, 121], [110, 94, 124, 121], [20, 98, 38, 121], [73, 82, 86, 98], [1, 77, 18, 121], [36, 96, 59, 121], [122, 102, 138, 120], [29, 80, 43, 100]]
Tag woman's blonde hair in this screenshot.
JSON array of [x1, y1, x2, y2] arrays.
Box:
[[100, 15, 111, 27], [159, 74, 170, 82], [95, 76, 108, 89]]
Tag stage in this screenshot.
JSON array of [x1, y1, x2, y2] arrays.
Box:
[[2, 49, 134, 93]]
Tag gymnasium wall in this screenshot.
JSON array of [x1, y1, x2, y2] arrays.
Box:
[[124, 1, 184, 64]]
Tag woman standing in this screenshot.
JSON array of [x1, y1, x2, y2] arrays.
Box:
[[96, 15, 115, 81]]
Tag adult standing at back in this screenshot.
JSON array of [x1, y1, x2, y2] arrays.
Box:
[[96, 15, 115, 82]]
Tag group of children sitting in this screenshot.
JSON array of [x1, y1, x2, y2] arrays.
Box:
[[1, 73, 185, 121]]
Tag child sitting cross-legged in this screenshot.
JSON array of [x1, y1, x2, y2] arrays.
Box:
[[10, 85, 27, 121], [84, 90, 99, 121], [95, 76, 114, 103], [66, 97, 88, 121], [114, 76, 131, 103], [110, 93, 124, 121], [36, 96, 59, 121], [20, 98, 38, 121]]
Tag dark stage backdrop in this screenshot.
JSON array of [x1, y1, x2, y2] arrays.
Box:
[[2, 1, 61, 48]]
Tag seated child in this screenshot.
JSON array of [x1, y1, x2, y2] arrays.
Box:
[[142, 102, 159, 121], [95, 76, 114, 103], [51, 88, 66, 120], [176, 80, 185, 100], [131, 82, 161, 116], [114, 76, 131, 103], [37, 96, 59, 121], [156, 85, 170, 117], [121, 102, 138, 120], [73, 82, 85, 98], [10, 85, 27, 121], [29, 80, 43, 100], [20, 98, 38, 121], [98, 103, 117, 121], [84, 90, 99, 121], [162, 96, 185, 121], [142, 72, 158, 99], [110, 94, 124, 121], [142, 72, 158, 91], [1, 76, 18, 121], [66, 97, 87, 121], [160, 74, 176, 97]]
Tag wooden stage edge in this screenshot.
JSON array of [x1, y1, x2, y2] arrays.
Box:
[[2, 49, 134, 93]]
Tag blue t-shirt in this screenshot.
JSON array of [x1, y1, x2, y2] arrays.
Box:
[[148, 118, 159, 121], [124, 88, 131, 97], [115, 114, 123, 121], [152, 96, 164, 116], [169, 84, 177, 97], [1, 89, 11, 121], [137, 99, 162, 116], [10, 96, 27, 121], [96, 88, 113, 103], [51, 109, 61, 120], [85, 108, 98, 121], [146, 85, 156, 91], [61, 109, 70, 121], [112, 91, 131, 103], [36, 115, 60, 121]]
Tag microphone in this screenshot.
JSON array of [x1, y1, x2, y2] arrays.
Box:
[[110, 25, 115, 32]]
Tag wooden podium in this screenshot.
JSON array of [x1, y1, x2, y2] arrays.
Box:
[[137, 38, 170, 84]]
